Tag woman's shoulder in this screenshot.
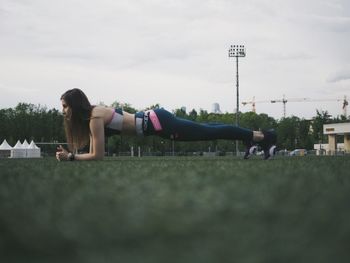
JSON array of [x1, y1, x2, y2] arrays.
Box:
[[91, 105, 114, 119]]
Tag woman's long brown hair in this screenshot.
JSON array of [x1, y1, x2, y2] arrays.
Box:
[[61, 89, 93, 152]]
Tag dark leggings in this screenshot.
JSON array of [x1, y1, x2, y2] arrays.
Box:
[[145, 109, 253, 142]]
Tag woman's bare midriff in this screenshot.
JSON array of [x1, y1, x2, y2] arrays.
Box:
[[122, 111, 136, 135], [93, 106, 136, 135]]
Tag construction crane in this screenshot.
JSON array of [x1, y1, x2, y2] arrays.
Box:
[[306, 95, 348, 117], [242, 95, 349, 118], [270, 94, 309, 118], [241, 97, 271, 113]]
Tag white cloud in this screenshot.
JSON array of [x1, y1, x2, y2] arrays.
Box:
[[0, 0, 349, 118], [327, 68, 350, 83]]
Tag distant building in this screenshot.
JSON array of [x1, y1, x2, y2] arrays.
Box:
[[322, 122, 350, 155], [212, 103, 222, 114]]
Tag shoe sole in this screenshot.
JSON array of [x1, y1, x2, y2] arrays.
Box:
[[264, 145, 277, 160], [244, 145, 258, 159]]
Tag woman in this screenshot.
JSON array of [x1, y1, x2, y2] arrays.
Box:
[[56, 88, 277, 161]]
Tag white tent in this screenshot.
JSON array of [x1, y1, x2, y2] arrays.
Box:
[[0, 139, 12, 158], [11, 140, 26, 158], [22, 139, 29, 148], [27, 140, 41, 158]]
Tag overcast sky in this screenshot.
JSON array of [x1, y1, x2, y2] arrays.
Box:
[[1, 0, 349, 119]]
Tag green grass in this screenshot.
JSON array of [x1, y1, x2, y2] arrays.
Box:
[[1, 156, 350, 263]]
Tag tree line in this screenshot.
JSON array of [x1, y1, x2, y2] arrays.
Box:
[[0, 103, 65, 145], [0, 102, 348, 154]]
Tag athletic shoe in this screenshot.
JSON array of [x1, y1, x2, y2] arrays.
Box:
[[260, 129, 277, 160], [243, 141, 258, 159]]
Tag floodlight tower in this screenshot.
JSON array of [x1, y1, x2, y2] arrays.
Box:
[[229, 45, 246, 156]]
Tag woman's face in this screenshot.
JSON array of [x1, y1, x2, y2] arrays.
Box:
[[61, 99, 72, 119]]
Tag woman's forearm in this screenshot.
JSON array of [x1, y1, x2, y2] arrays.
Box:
[[74, 152, 104, 161]]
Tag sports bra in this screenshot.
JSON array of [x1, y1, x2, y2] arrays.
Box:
[[105, 108, 123, 136]]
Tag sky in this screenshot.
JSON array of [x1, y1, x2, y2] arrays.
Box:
[[0, 0, 349, 119]]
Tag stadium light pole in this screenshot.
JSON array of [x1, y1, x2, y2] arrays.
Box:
[[229, 45, 246, 156]]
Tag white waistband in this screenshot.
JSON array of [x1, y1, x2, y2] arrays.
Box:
[[106, 111, 123, 131], [135, 117, 143, 136]]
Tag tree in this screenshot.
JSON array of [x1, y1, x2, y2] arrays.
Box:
[[298, 119, 313, 150], [197, 109, 209, 122], [0, 103, 65, 145], [312, 110, 331, 144], [174, 108, 187, 118], [110, 101, 137, 113], [145, 104, 161, 110], [276, 116, 299, 150], [188, 109, 198, 121]]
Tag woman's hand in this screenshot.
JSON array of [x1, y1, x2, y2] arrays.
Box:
[[56, 145, 69, 161]]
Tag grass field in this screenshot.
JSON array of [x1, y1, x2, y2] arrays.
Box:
[[1, 156, 350, 263]]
